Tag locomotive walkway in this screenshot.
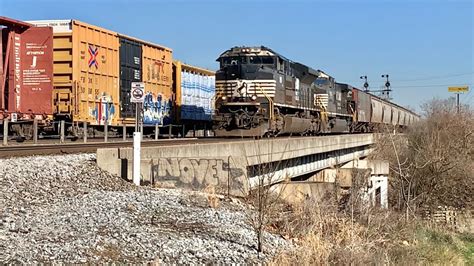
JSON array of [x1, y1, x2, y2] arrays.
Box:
[[97, 134, 379, 196]]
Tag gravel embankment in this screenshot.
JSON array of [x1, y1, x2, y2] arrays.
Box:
[[0, 154, 290, 264]]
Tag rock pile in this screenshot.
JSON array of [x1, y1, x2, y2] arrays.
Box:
[[0, 154, 290, 263]]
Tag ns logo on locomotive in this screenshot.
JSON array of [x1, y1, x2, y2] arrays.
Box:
[[213, 46, 417, 137]]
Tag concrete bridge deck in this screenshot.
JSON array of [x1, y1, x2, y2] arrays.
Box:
[[97, 134, 376, 196]]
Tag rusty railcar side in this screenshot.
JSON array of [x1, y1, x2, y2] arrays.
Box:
[[352, 88, 371, 123], [1, 18, 54, 122], [370, 97, 383, 124]]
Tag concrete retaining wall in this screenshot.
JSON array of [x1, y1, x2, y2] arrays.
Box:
[[97, 134, 375, 196]]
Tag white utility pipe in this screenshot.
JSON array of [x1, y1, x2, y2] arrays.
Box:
[[133, 131, 141, 186]]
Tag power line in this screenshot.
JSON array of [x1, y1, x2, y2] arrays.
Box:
[[392, 71, 474, 82], [461, 89, 473, 105], [389, 83, 473, 88], [345, 71, 474, 84]]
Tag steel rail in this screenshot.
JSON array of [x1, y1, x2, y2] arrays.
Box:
[[0, 133, 370, 158], [0, 138, 232, 158]]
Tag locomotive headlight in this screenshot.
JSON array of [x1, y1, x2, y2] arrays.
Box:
[[251, 95, 257, 101], [221, 96, 227, 101]]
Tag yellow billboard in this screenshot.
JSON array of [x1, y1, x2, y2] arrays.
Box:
[[448, 86, 469, 93]]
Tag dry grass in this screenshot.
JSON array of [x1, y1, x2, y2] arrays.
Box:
[[272, 201, 389, 264], [270, 199, 472, 265], [203, 185, 220, 209]]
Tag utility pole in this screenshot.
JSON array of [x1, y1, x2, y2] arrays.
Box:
[[457, 93, 460, 114], [448, 86, 469, 114]]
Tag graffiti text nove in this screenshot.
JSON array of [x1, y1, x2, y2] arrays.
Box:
[[152, 158, 245, 190]]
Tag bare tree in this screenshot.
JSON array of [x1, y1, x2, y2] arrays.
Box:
[[373, 98, 474, 218], [245, 137, 292, 254]]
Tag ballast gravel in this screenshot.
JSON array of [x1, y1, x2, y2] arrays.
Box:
[[0, 154, 290, 264]]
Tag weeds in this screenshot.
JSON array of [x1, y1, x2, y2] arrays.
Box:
[[270, 200, 472, 265]]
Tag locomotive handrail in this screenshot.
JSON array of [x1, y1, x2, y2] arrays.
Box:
[[315, 96, 329, 125], [254, 83, 275, 122]]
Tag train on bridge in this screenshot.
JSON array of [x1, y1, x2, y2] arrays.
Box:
[[0, 16, 418, 140], [214, 46, 419, 137]]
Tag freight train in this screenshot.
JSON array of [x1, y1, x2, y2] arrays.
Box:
[[213, 46, 418, 137], [0, 17, 215, 140]]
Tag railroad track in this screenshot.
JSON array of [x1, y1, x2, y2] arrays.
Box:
[[0, 133, 365, 158], [0, 138, 230, 158]]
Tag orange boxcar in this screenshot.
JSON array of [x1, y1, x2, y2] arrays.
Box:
[[29, 20, 175, 127], [29, 19, 121, 126]]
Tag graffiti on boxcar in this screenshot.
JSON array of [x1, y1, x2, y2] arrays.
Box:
[[147, 61, 163, 81], [146, 61, 169, 82], [143, 92, 172, 125], [152, 158, 246, 190], [91, 93, 115, 125]]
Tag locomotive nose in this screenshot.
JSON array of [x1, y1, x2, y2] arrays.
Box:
[[235, 81, 248, 97]]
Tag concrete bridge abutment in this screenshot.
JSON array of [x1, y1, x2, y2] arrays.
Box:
[[97, 134, 378, 197]]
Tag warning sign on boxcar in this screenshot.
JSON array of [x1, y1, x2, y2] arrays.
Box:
[[131, 82, 145, 103]]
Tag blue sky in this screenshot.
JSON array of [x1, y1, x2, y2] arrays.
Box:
[[2, 0, 473, 110]]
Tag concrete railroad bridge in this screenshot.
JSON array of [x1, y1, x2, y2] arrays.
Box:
[[97, 134, 389, 207]]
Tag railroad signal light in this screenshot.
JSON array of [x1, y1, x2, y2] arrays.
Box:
[[360, 75, 369, 92], [381, 74, 392, 100], [381, 74, 390, 88]]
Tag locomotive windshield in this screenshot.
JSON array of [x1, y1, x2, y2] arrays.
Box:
[[221, 56, 246, 65], [249, 56, 274, 65], [220, 56, 275, 66]]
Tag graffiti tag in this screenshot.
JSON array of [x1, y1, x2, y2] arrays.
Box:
[[152, 158, 245, 190], [143, 92, 172, 125], [91, 92, 115, 125]]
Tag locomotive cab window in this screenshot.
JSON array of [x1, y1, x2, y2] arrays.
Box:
[[249, 56, 275, 65], [277, 58, 285, 72], [221, 56, 247, 66]]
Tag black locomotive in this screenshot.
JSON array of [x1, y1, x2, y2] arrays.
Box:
[[213, 46, 418, 137]]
